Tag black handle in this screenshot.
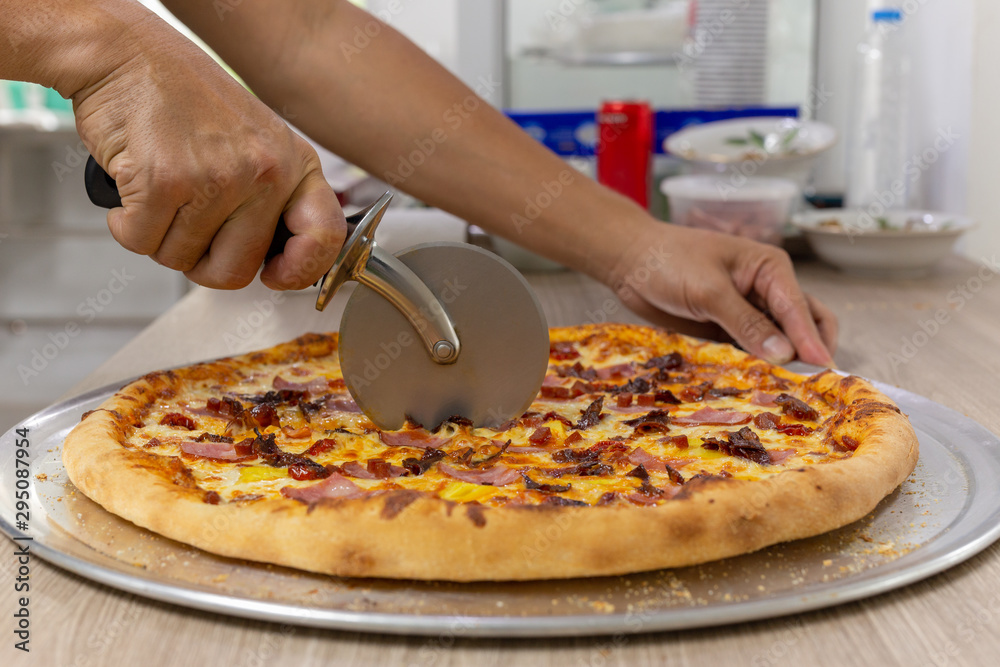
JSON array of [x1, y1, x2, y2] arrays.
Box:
[[84, 155, 291, 261]]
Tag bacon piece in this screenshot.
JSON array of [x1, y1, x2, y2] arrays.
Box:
[[575, 397, 605, 430], [556, 362, 598, 381], [439, 463, 520, 486], [288, 460, 331, 481], [341, 461, 378, 479], [281, 473, 366, 503], [627, 482, 672, 505], [401, 448, 446, 475], [766, 449, 796, 465], [529, 427, 553, 445], [520, 472, 572, 493], [644, 353, 683, 370], [750, 390, 779, 407], [540, 380, 594, 400], [596, 363, 635, 380], [708, 387, 747, 399], [753, 412, 780, 429], [833, 435, 861, 452], [281, 425, 312, 439], [623, 409, 671, 433], [655, 390, 680, 405], [775, 393, 820, 421], [659, 434, 689, 449], [179, 440, 250, 461], [159, 413, 196, 430], [614, 377, 651, 395], [776, 423, 815, 436], [616, 392, 633, 408], [542, 374, 567, 387], [627, 464, 649, 480], [636, 394, 655, 407], [304, 438, 338, 457], [543, 496, 587, 506], [249, 403, 279, 429], [563, 431, 584, 446], [380, 429, 449, 449], [702, 427, 771, 465], [195, 432, 233, 444], [273, 376, 333, 396], [597, 492, 618, 505], [673, 406, 752, 426], [549, 341, 580, 360], [679, 381, 711, 402]]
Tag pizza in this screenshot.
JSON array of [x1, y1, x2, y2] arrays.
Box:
[[62, 323, 918, 581]]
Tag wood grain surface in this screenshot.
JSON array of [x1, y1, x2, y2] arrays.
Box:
[[5, 255, 1000, 667]]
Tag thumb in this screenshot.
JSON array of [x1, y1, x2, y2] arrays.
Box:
[[260, 171, 346, 290]]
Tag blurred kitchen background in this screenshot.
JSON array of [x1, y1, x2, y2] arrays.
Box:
[[0, 0, 994, 432]]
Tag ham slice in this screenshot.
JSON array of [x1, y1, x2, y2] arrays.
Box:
[[750, 391, 779, 407], [340, 461, 378, 479], [506, 445, 548, 454], [596, 363, 636, 380], [281, 473, 366, 503], [766, 449, 796, 465], [672, 406, 752, 426], [323, 397, 363, 414], [438, 463, 520, 486], [627, 448, 696, 474], [179, 440, 247, 461], [379, 430, 449, 449], [273, 376, 333, 395]]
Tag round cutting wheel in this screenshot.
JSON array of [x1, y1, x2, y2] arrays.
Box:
[[338, 242, 549, 431]]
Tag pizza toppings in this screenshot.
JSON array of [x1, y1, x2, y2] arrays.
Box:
[[702, 427, 771, 465], [179, 439, 251, 461], [273, 375, 333, 396], [622, 410, 671, 434], [528, 427, 553, 445], [575, 396, 605, 430], [380, 429, 448, 450], [440, 462, 521, 486], [673, 406, 752, 426], [281, 473, 366, 503], [549, 341, 580, 360], [288, 459, 332, 481], [401, 448, 446, 475], [159, 413, 196, 430], [775, 393, 820, 421], [644, 353, 683, 371], [521, 472, 572, 494]]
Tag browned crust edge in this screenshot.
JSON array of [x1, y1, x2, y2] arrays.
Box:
[[62, 324, 919, 581]]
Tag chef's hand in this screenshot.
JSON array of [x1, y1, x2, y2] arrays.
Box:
[[609, 223, 837, 367], [72, 15, 344, 290]]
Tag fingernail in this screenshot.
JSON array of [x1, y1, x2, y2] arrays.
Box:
[[762, 335, 794, 364]]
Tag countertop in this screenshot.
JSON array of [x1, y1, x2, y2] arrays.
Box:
[[6, 255, 1000, 667]]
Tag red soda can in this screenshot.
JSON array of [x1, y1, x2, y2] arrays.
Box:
[[596, 101, 653, 209]]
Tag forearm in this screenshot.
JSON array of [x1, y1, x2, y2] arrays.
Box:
[[163, 0, 653, 285], [0, 0, 158, 101]]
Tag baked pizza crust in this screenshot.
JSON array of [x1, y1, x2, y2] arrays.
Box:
[[62, 324, 919, 581]]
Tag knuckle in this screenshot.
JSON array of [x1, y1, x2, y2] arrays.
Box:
[[152, 250, 199, 273]]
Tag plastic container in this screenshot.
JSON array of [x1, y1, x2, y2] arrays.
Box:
[[660, 175, 798, 245], [844, 8, 911, 210]]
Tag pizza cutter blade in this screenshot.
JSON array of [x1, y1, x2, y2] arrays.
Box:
[[321, 196, 549, 431]]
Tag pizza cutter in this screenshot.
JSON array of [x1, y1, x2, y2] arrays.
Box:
[[84, 156, 549, 430]]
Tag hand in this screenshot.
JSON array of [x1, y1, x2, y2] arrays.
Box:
[[71, 16, 345, 290], [609, 223, 838, 367]]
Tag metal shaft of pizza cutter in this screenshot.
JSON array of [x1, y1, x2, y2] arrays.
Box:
[[315, 192, 461, 365]]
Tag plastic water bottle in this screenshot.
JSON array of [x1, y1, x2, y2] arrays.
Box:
[[844, 8, 911, 210]]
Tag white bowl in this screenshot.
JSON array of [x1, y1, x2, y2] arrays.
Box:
[[793, 209, 975, 278], [661, 175, 798, 245], [664, 117, 837, 192]]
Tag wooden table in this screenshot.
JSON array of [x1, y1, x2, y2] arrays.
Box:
[[7, 256, 1000, 667]]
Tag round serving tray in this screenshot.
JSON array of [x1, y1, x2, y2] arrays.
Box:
[[2, 372, 999, 637]]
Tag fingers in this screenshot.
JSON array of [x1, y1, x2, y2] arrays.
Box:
[[756, 263, 836, 367], [707, 283, 799, 365], [105, 159, 180, 257], [259, 169, 346, 290], [806, 293, 839, 357]]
